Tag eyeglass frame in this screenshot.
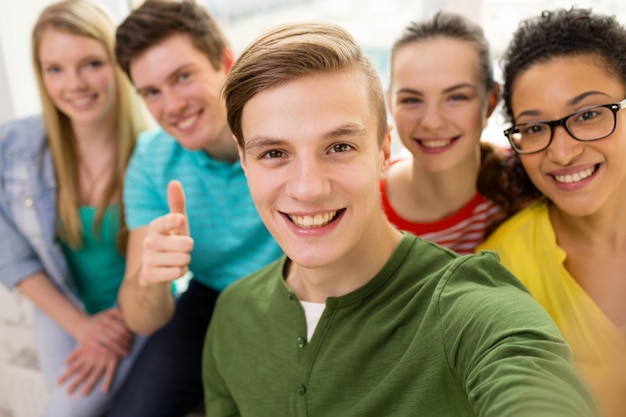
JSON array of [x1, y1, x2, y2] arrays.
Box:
[[503, 98, 626, 154]]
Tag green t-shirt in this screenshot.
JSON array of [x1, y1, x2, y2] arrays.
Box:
[[203, 234, 598, 417], [60, 205, 125, 314]]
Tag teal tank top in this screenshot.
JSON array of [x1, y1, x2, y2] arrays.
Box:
[[60, 205, 126, 314]]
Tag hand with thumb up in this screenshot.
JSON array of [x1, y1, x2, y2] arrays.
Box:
[[138, 180, 194, 287]]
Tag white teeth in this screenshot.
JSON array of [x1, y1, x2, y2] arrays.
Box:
[[289, 211, 337, 228], [554, 167, 595, 184], [71, 97, 95, 107], [177, 114, 197, 130], [421, 139, 449, 148]]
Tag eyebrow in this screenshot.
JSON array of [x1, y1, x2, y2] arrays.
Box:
[[396, 83, 477, 96], [245, 123, 369, 150], [323, 123, 368, 140], [515, 90, 612, 119]]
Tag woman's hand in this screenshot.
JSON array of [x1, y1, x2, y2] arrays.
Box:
[[58, 307, 134, 395]]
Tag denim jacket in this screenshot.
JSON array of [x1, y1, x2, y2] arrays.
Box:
[[0, 115, 81, 307]]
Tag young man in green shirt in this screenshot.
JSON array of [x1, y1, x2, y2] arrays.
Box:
[[202, 21, 598, 417]]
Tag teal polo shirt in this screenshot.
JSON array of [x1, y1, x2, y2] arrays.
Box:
[[124, 127, 282, 292]]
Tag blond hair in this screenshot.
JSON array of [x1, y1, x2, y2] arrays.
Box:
[[31, 0, 148, 250]]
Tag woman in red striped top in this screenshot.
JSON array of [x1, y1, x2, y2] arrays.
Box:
[[382, 11, 528, 254]]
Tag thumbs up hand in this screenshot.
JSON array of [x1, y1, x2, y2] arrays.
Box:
[[138, 180, 194, 287]]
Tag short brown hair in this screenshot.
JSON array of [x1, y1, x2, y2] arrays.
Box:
[[115, 0, 229, 80], [223, 22, 388, 148]]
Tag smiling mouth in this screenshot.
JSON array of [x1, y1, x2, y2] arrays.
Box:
[[552, 165, 598, 184], [288, 210, 342, 228], [419, 139, 451, 148], [417, 137, 459, 149], [176, 113, 199, 130], [69, 95, 96, 108]]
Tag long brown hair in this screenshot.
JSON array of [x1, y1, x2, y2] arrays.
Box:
[[392, 11, 528, 220]]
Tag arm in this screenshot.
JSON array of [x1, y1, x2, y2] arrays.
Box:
[[18, 272, 91, 341], [118, 181, 193, 335], [118, 225, 176, 334], [440, 252, 599, 417], [18, 273, 132, 394]]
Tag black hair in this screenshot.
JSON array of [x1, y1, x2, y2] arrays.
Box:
[[501, 7, 626, 201]]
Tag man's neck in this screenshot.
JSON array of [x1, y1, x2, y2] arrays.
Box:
[[285, 223, 403, 303], [202, 124, 239, 162]]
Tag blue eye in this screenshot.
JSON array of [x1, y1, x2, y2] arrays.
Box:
[[45, 65, 61, 74], [140, 89, 160, 99], [86, 60, 104, 69], [449, 94, 469, 102]]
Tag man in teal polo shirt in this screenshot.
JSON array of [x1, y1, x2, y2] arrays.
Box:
[[107, 1, 281, 416]]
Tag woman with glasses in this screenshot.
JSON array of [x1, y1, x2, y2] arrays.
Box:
[[478, 8, 626, 417], [383, 12, 529, 255]]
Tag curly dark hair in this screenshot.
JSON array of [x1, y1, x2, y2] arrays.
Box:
[[501, 7, 626, 201], [502, 7, 626, 124]]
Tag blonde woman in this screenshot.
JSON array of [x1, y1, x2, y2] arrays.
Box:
[[0, 0, 148, 415]]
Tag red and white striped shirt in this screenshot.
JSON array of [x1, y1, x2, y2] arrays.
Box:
[[380, 182, 504, 255]]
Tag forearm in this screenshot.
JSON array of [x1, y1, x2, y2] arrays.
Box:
[[118, 271, 175, 335], [17, 272, 88, 339]]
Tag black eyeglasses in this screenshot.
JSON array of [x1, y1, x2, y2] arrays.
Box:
[[503, 98, 626, 154]]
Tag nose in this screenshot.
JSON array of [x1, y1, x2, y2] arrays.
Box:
[[163, 88, 187, 116], [285, 153, 331, 203], [68, 69, 88, 91], [419, 102, 446, 131], [546, 125, 584, 165]]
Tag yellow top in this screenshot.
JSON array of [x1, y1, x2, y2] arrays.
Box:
[[478, 201, 626, 417]]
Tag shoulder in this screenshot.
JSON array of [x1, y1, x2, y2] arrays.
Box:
[[133, 126, 182, 155], [0, 115, 46, 154], [434, 251, 545, 328], [478, 200, 548, 251], [128, 127, 187, 178], [219, 258, 285, 304], [438, 250, 521, 290]]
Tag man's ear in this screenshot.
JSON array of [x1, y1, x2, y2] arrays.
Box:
[[222, 48, 236, 73], [237, 142, 247, 173], [380, 125, 392, 177]]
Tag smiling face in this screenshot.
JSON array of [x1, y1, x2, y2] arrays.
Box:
[[388, 37, 496, 173], [130, 33, 234, 157], [239, 70, 391, 270], [39, 28, 116, 129], [512, 55, 626, 217]]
